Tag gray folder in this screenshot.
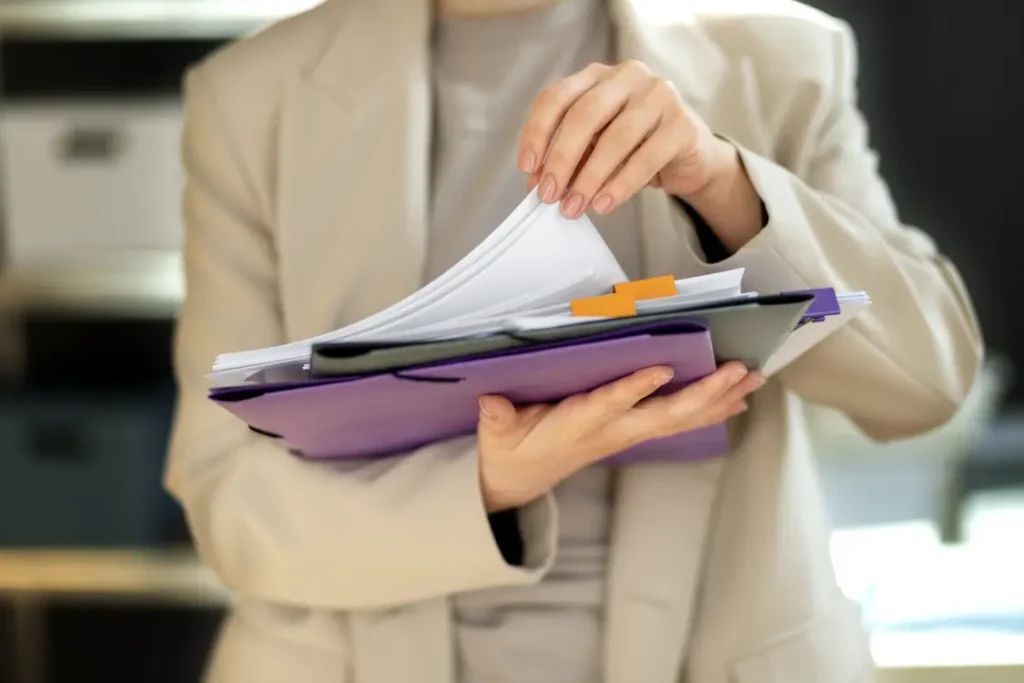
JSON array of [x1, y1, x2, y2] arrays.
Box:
[[310, 293, 814, 378]]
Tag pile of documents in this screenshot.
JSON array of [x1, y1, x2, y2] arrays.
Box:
[[208, 191, 870, 463]]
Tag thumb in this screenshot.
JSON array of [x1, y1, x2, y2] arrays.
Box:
[[478, 395, 517, 433]]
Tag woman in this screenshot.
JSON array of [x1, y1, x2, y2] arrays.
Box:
[[167, 0, 983, 681]]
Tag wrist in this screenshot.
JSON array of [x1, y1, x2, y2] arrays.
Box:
[[681, 136, 744, 205], [674, 138, 763, 254]]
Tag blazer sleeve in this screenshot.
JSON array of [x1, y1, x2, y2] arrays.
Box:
[[165, 68, 557, 610], [675, 23, 983, 441]]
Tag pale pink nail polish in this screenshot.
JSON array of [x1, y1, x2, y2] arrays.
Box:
[[539, 175, 557, 203], [562, 193, 583, 218], [519, 150, 536, 173], [593, 194, 613, 213], [652, 370, 674, 387], [479, 398, 496, 418]]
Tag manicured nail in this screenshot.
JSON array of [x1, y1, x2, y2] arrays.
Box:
[[653, 369, 674, 387], [519, 150, 536, 173], [593, 193, 613, 214], [479, 397, 496, 418], [727, 366, 748, 383], [539, 175, 557, 203], [562, 193, 583, 219]]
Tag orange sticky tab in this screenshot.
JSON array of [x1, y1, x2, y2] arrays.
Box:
[[570, 293, 637, 318], [613, 275, 677, 301]]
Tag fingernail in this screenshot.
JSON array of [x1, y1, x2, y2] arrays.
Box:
[[562, 193, 583, 219], [539, 175, 557, 203], [519, 150, 536, 173], [593, 193, 613, 214], [479, 397, 496, 418], [727, 365, 748, 383], [653, 369, 674, 387]]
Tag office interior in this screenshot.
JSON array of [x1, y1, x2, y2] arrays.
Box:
[[0, 1, 1020, 682]]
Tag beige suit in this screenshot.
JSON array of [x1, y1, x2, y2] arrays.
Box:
[[166, 0, 984, 681]]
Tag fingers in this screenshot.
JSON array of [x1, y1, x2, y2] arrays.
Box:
[[559, 365, 675, 427], [715, 370, 765, 410], [564, 79, 683, 218], [521, 62, 655, 206], [675, 361, 750, 404], [694, 371, 765, 424], [518, 62, 610, 177], [615, 363, 759, 440], [478, 396, 553, 449], [535, 68, 650, 206], [478, 395, 517, 433], [558, 103, 660, 218], [586, 114, 689, 216], [659, 364, 763, 417], [591, 365, 676, 412], [528, 140, 598, 194]]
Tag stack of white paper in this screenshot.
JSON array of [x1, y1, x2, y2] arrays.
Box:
[[210, 191, 624, 386], [208, 189, 870, 388]]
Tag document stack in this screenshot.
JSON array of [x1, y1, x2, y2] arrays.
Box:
[[208, 191, 870, 463]]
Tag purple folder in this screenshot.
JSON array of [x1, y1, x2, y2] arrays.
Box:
[[212, 323, 725, 464], [794, 288, 841, 323]]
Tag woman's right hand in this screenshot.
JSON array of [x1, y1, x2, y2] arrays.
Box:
[[477, 361, 764, 512]]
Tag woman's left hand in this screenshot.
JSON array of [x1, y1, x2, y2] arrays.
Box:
[[518, 60, 737, 220]]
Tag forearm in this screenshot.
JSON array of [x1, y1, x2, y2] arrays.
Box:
[[169, 403, 556, 608], [665, 143, 982, 438]]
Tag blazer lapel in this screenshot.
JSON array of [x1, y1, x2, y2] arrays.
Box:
[[276, 0, 433, 341], [277, 4, 450, 677]]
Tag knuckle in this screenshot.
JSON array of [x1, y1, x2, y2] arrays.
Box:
[[596, 384, 637, 413], [637, 417, 675, 442], [666, 118, 692, 146], [701, 369, 732, 391], [653, 76, 680, 99], [543, 148, 573, 173], [585, 61, 610, 76], [537, 82, 569, 109], [621, 59, 651, 76], [564, 98, 603, 129], [592, 385, 628, 411], [611, 110, 649, 141], [560, 109, 588, 134], [666, 400, 698, 425], [519, 124, 544, 147], [560, 393, 590, 414]]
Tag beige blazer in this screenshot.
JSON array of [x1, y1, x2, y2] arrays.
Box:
[[166, 0, 983, 681]]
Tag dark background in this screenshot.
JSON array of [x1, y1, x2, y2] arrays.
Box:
[[807, 0, 1024, 405]]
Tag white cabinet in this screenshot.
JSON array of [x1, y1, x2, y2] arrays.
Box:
[[0, 98, 185, 268]]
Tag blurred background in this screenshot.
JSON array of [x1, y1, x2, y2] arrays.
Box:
[[0, 1, 1021, 682]]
